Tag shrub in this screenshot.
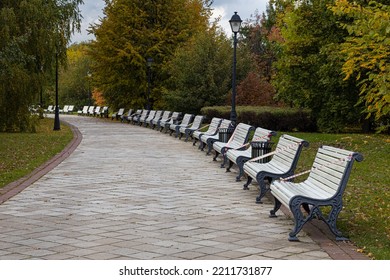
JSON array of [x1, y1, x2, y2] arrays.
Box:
[[201, 106, 317, 132]]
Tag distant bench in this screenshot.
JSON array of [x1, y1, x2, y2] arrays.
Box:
[[269, 145, 363, 241]]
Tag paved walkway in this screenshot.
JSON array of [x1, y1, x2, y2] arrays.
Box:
[[0, 115, 367, 260]]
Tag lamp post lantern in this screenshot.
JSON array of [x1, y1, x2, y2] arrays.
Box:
[[146, 57, 153, 110], [229, 11, 242, 127]]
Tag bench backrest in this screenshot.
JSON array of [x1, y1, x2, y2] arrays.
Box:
[[153, 110, 163, 120], [307, 145, 363, 196], [168, 112, 181, 124], [88, 106, 95, 114], [179, 114, 194, 126], [252, 127, 277, 142], [82, 106, 89, 114], [145, 110, 156, 121], [271, 134, 309, 171], [116, 108, 125, 115], [94, 106, 101, 113], [229, 123, 254, 145], [189, 115, 204, 129], [160, 111, 171, 121], [219, 119, 233, 129], [205, 117, 222, 134], [68, 105, 74, 112]]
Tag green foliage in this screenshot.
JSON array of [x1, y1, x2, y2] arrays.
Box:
[[88, 0, 210, 111], [59, 43, 93, 108], [0, 0, 83, 132], [201, 106, 316, 132], [272, 0, 362, 132], [331, 0, 390, 132], [162, 24, 234, 114]]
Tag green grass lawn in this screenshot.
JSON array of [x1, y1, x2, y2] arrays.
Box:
[[0, 118, 73, 187], [0, 118, 388, 259]]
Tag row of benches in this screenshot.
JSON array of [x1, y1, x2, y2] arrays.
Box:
[[77, 105, 109, 118], [101, 108, 364, 241]]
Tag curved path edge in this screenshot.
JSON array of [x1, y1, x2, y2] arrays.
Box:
[[0, 121, 82, 205]]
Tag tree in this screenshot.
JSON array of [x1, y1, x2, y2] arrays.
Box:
[[272, 0, 362, 132], [0, 0, 83, 132], [162, 24, 233, 114], [88, 0, 210, 111], [331, 0, 390, 132], [59, 43, 95, 109]]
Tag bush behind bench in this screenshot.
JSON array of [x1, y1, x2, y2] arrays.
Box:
[[201, 106, 317, 132]]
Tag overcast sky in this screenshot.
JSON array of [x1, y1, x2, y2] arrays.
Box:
[[71, 0, 269, 43]]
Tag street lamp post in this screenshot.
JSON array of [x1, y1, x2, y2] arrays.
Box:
[[229, 12, 242, 127], [146, 58, 153, 110], [87, 71, 92, 106], [53, 50, 61, 131]]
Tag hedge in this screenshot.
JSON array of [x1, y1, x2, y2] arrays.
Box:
[[200, 106, 317, 132]]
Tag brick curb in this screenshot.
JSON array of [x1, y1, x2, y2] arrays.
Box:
[[0, 121, 82, 205]]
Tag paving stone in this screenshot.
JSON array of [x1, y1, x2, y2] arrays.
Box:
[[0, 115, 339, 260]]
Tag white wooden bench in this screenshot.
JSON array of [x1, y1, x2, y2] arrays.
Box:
[[269, 145, 363, 241], [153, 111, 171, 130], [192, 117, 222, 147], [148, 110, 163, 128], [87, 106, 95, 116], [100, 106, 109, 118], [136, 110, 150, 125], [93, 106, 101, 117], [243, 134, 309, 203], [178, 115, 204, 141], [212, 123, 255, 168], [200, 119, 233, 154], [141, 110, 155, 127], [226, 127, 276, 181], [169, 113, 194, 137], [160, 111, 181, 132], [111, 108, 125, 120], [77, 106, 88, 115]]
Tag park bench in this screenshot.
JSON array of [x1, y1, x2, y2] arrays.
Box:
[[212, 123, 255, 168], [78, 106, 88, 115], [100, 106, 109, 118], [129, 109, 143, 124], [134, 109, 149, 125], [269, 145, 363, 241], [243, 134, 309, 203], [141, 110, 156, 127], [226, 127, 276, 181], [200, 119, 233, 154], [93, 106, 101, 117], [111, 108, 125, 120], [178, 115, 204, 141], [44, 105, 54, 113], [148, 110, 163, 128], [153, 110, 171, 130], [160, 112, 181, 132], [121, 109, 133, 122], [87, 106, 95, 116], [169, 113, 194, 137], [59, 105, 68, 114], [192, 117, 222, 147]]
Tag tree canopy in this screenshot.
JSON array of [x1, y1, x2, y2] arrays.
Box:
[[88, 0, 211, 110], [0, 0, 82, 132]]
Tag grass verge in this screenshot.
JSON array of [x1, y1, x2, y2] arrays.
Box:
[[0, 118, 73, 188]]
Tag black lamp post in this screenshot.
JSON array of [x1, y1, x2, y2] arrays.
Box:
[[53, 50, 61, 131], [229, 12, 242, 127], [87, 71, 92, 106], [146, 57, 153, 110]]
